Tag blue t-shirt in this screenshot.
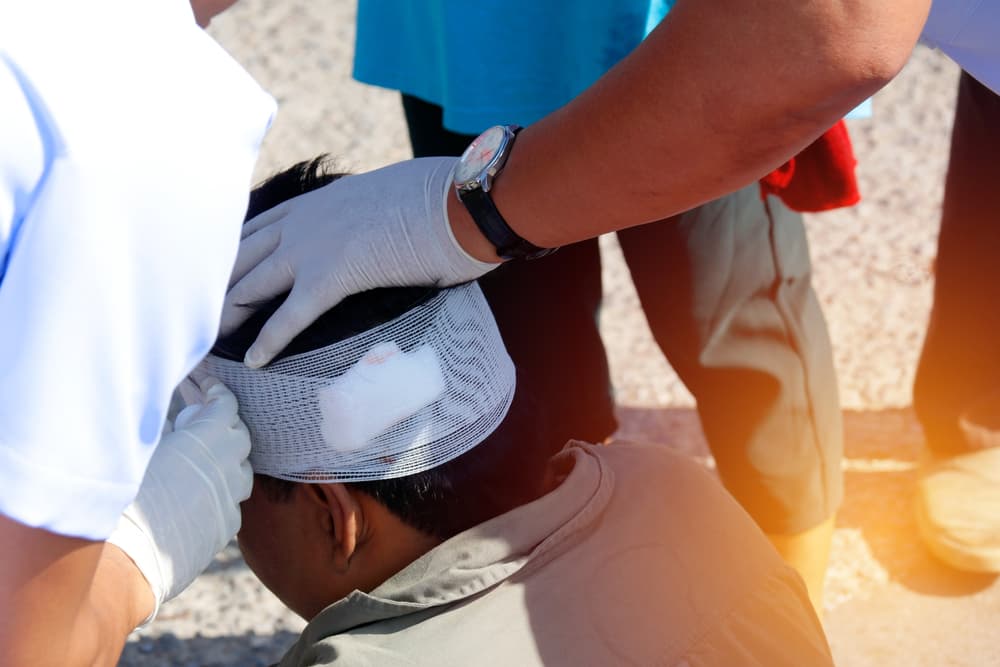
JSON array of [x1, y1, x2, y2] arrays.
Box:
[[354, 1, 672, 134], [921, 0, 1000, 95], [354, 1, 875, 135]]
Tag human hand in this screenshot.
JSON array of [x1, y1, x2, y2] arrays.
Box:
[[106, 378, 253, 624], [220, 157, 499, 368]]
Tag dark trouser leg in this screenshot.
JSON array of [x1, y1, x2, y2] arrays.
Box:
[[402, 95, 618, 449], [914, 72, 1000, 456], [617, 187, 843, 534], [402, 93, 842, 532]]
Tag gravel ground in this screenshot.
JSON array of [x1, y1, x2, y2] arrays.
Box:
[[121, 3, 998, 665]]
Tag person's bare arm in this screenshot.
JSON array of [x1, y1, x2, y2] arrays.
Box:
[[0, 516, 153, 667], [0, 379, 251, 665], [450, 0, 933, 259], [222, 0, 934, 366], [71, 543, 157, 666]]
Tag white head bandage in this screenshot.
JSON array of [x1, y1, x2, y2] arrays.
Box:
[[198, 283, 515, 482]]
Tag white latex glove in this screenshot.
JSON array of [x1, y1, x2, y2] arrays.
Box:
[[220, 157, 499, 368], [107, 378, 253, 625]]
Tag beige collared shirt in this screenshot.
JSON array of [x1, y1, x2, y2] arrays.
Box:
[[279, 443, 833, 666]]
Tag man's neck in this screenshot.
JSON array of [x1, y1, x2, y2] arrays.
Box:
[[353, 494, 442, 594]]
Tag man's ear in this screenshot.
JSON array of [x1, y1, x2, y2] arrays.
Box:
[[301, 483, 361, 572]]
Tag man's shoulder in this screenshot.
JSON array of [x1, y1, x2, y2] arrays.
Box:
[[541, 441, 832, 665], [569, 440, 719, 494], [574, 441, 776, 562]]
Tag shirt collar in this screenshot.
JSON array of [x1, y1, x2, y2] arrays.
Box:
[[297, 443, 614, 639]]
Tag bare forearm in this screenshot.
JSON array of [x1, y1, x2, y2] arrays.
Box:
[[0, 517, 152, 666], [450, 0, 930, 258], [71, 544, 155, 666]]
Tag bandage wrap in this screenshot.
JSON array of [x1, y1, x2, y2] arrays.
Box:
[[198, 283, 514, 482]]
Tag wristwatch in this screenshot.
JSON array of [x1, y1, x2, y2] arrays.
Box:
[[453, 125, 557, 261]]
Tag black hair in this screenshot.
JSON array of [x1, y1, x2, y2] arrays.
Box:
[[219, 157, 550, 540]]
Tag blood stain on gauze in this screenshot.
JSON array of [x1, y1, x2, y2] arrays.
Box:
[[317, 342, 445, 453]]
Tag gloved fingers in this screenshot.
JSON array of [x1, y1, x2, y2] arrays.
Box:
[[218, 451, 253, 508], [241, 200, 289, 239], [228, 224, 282, 289], [178, 376, 204, 406], [170, 425, 250, 498], [173, 403, 203, 431], [244, 281, 342, 369], [219, 254, 294, 337], [204, 377, 236, 405], [180, 380, 241, 430], [195, 374, 224, 395], [173, 376, 222, 426], [236, 460, 254, 502], [175, 423, 249, 471], [231, 416, 252, 460], [222, 505, 243, 545]]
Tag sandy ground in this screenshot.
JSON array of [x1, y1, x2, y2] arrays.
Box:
[[119, 2, 1000, 665]]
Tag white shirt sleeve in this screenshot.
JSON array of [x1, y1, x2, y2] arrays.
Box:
[[921, 0, 1000, 95], [0, 2, 274, 540], [0, 54, 45, 278]]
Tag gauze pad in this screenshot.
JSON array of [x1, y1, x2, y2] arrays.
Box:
[[317, 342, 445, 454], [197, 282, 515, 482]]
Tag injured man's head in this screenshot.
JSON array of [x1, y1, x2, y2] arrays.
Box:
[[199, 158, 834, 666], [201, 157, 551, 620]]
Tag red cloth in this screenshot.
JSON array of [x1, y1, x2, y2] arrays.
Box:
[[759, 120, 860, 212]]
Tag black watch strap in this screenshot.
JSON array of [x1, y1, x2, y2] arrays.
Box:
[[457, 186, 557, 261]]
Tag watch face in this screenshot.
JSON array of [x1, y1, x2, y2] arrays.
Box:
[[455, 125, 507, 185]]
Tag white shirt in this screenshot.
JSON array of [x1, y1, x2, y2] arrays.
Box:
[[0, 0, 274, 540], [922, 0, 1000, 94]]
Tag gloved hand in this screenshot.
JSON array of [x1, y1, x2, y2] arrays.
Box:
[[220, 157, 499, 368], [106, 378, 253, 625]]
